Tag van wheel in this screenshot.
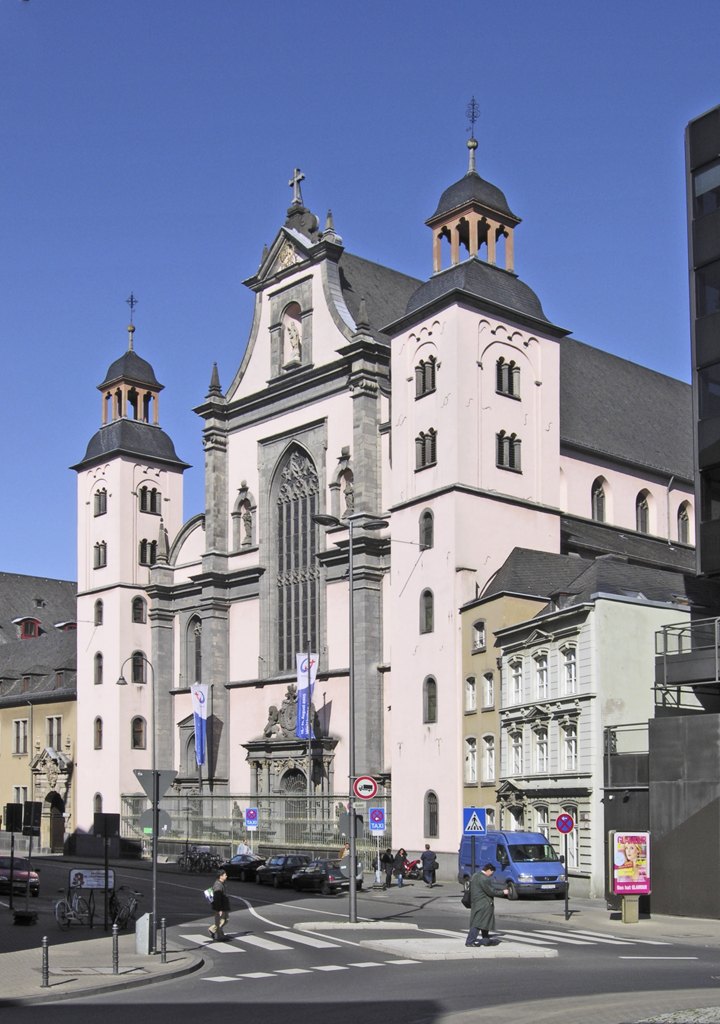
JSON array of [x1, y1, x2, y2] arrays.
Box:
[[506, 881, 518, 901]]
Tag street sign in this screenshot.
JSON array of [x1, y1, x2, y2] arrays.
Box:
[[463, 807, 487, 835], [368, 807, 386, 833], [139, 809, 172, 835], [134, 769, 177, 801], [556, 812, 575, 834], [353, 776, 378, 800], [245, 807, 259, 831]]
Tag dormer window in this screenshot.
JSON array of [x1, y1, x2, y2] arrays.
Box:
[[17, 618, 40, 639]]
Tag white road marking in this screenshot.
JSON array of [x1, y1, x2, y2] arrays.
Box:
[[180, 933, 244, 952], [238, 971, 275, 978], [348, 961, 385, 967], [618, 956, 698, 960], [570, 930, 670, 945], [530, 930, 598, 945], [267, 930, 338, 948], [275, 968, 313, 974], [233, 933, 293, 951], [313, 965, 348, 971]]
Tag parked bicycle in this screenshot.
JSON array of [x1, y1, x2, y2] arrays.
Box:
[[54, 883, 91, 929], [109, 886, 143, 928]]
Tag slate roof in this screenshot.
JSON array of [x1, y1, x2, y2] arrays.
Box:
[[73, 419, 190, 471], [99, 350, 162, 390], [561, 517, 696, 572], [338, 252, 421, 344], [559, 337, 693, 480], [484, 547, 720, 624], [428, 170, 518, 222], [0, 573, 77, 645], [404, 258, 550, 324]]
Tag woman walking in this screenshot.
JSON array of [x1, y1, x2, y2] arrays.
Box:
[[393, 847, 407, 887]]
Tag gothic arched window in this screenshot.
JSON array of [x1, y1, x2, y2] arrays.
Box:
[[419, 509, 434, 550], [591, 477, 606, 523], [274, 448, 319, 672], [187, 616, 202, 684]]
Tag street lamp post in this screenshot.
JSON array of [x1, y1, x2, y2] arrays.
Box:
[[313, 512, 388, 923], [117, 654, 158, 953]]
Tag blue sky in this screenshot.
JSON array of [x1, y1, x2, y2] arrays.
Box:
[[2, 0, 718, 581]]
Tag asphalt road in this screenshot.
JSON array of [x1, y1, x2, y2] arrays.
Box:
[[3, 860, 720, 1023]]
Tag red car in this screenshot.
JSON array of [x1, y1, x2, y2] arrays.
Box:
[[0, 856, 40, 897]]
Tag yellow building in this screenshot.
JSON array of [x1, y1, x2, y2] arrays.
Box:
[[0, 573, 76, 852]]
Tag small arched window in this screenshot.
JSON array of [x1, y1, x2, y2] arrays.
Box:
[[636, 490, 650, 534], [678, 501, 691, 544], [94, 488, 107, 517], [472, 621, 486, 652], [139, 486, 161, 514], [415, 429, 438, 470], [496, 357, 520, 397], [464, 737, 477, 784], [591, 478, 606, 523], [94, 652, 103, 686], [187, 616, 202, 684], [415, 356, 437, 398], [419, 590, 434, 634], [131, 651, 147, 685], [139, 539, 158, 566], [94, 717, 103, 750], [94, 600, 104, 626], [94, 541, 107, 569], [423, 676, 438, 723], [132, 597, 147, 624], [419, 509, 434, 550], [482, 735, 495, 782], [424, 791, 439, 838], [94, 793, 103, 814], [496, 431, 521, 471], [131, 716, 147, 750]]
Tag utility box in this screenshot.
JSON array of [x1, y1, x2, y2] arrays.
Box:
[[135, 912, 154, 955], [622, 896, 640, 924]]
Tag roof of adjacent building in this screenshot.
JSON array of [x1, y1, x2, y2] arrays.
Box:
[[73, 419, 190, 471], [482, 547, 720, 622], [561, 517, 695, 572], [0, 573, 77, 644], [559, 337, 693, 479]]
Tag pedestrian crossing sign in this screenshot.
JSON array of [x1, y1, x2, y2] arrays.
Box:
[[463, 807, 487, 835]]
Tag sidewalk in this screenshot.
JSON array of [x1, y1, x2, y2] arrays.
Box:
[[0, 931, 203, 1006]]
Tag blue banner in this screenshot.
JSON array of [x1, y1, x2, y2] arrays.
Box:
[[191, 684, 208, 766], [296, 653, 318, 740]]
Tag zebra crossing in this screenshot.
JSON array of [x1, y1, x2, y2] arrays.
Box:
[[182, 921, 678, 984]]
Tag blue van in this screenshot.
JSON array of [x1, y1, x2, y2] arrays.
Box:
[[458, 830, 566, 899]]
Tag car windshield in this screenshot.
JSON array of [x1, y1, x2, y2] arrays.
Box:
[[0, 858, 31, 871], [268, 857, 284, 866], [509, 844, 559, 863]]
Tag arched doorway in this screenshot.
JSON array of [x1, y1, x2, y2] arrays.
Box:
[[280, 768, 307, 847], [45, 791, 65, 853]]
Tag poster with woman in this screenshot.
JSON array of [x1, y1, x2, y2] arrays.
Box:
[[611, 831, 651, 895]]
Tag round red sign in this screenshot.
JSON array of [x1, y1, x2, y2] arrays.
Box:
[[353, 776, 378, 800]]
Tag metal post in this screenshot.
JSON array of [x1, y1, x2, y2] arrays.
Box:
[[41, 935, 49, 988], [112, 922, 119, 974], [348, 518, 357, 924], [160, 917, 167, 963], [149, 659, 158, 956], [564, 832, 570, 921]]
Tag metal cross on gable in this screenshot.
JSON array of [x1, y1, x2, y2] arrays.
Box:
[[288, 167, 305, 206]]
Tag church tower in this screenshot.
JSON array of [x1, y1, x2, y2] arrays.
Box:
[[386, 132, 568, 850], [72, 318, 189, 831]]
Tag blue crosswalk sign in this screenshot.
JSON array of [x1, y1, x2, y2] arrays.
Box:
[[463, 807, 487, 835]]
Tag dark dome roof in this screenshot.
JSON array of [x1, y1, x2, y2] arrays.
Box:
[[429, 171, 517, 222], [72, 419, 189, 471], [406, 258, 547, 323], [99, 351, 162, 390]]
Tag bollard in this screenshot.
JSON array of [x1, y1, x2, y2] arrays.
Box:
[[41, 935, 49, 988], [112, 922, 119, 974], [160, 917, 167, 963]]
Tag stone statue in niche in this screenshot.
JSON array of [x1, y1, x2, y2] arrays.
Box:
[[285, 320, 301, 363], [242, 505, 253, 546], [343, 475, 354, 518]]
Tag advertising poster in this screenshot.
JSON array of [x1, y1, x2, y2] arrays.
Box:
[[611, 831, 651, 895]]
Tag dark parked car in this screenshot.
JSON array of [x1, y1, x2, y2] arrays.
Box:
[[255, 854, 310, 888], [220, 853, 266, 882], [0, 857, 39, 896], [291, 859, 352, 895]]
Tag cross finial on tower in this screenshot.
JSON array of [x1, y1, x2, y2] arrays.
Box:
[[465, 96, 480, 174], [289, 168, 305, 206], [125, 292, 138, 351]]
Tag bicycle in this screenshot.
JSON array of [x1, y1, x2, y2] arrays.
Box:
[[54, 884, 91, 929], [109, 886, 143, 928]]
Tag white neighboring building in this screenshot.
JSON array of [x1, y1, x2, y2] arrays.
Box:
[[72, 139, 697, 861]]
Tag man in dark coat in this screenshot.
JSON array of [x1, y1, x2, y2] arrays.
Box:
[[380, 848, 394, 888], [465, 863, 508, 947]]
